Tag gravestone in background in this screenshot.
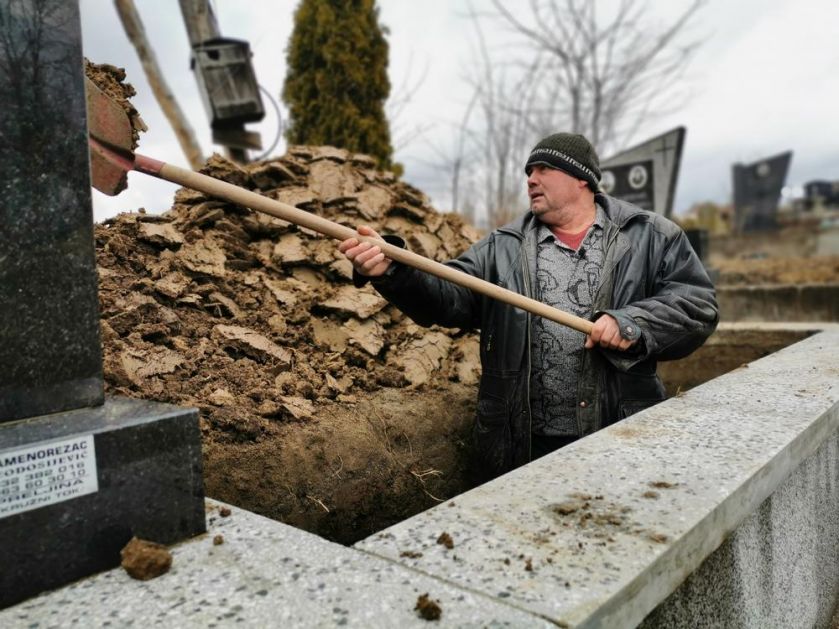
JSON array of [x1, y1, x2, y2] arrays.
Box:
[[600, 127, 686, 218], [732, 151, 792, 232], [0, 0, 204, 609]]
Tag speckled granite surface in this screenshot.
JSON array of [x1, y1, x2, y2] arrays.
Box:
[[356, 330, 839, 627], [0, 501, 551, 628], [640, 430, 839, 628]]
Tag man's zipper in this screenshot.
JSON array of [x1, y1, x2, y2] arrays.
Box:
[[588, 221, 621, 433], [521, 243, 533, 462]]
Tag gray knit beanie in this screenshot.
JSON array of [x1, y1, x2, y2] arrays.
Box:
[[524, 132, 601, 191]]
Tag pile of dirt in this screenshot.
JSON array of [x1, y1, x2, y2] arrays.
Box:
[[95, 147, 483, 543], [712, 254, 839, 286]]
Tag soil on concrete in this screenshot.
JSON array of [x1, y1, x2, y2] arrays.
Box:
[[415, 593, 442, 621], [120, 537, 172, 580], [95, 145, 484, 544], [712, 254, 839, 286]]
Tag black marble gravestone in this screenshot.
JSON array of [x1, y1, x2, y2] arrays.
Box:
[[600, 127, 686, 218], [732, 151, 793, 233], [0, 0, 204, 609], [0, 0, 103, 422]]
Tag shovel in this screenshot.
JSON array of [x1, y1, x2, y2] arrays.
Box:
[[85, 77, 594, 335]]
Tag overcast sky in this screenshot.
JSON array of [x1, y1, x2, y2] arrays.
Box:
[[79, 0, 839, 223]]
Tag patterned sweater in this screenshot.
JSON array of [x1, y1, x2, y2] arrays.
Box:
[[529, 206, 606, 436]]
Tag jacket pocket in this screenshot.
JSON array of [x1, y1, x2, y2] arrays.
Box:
[[472, 374, 515, 478]]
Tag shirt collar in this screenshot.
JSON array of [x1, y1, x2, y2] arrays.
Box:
[[536, 204, 606, 244]]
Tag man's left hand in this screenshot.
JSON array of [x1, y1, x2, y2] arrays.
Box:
[[585, 314, 637, 351]]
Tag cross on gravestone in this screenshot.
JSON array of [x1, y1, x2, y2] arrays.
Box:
[[600, 127, 686, 219], [0, 0, 204, 608]]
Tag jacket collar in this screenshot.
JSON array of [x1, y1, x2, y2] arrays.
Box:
[[497, 194, 648, 239]]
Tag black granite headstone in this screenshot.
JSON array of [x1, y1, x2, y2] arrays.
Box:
[[0, 0, 103, 422], [600, 127, 686, 218], [0, 0, 205, 609], [732, 151, 792, 232]]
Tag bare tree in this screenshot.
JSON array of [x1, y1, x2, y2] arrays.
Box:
[[114, 0, 204, 169], [419, 89, 479, 221], [449, 3, 549, 227], [489, 0, 706, 153], [439, 0, 705, 228], [386, 52, 433, 154]]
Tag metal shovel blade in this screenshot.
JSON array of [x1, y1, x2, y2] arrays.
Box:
[[85, 77, 134, 196]]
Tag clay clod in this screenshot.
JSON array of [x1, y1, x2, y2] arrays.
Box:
[[436, 532, 454, 549], [120, 537, 172, 581], [415, 593, 442, 621]]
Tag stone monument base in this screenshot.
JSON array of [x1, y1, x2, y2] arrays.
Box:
[[0, 397, 205, 608]]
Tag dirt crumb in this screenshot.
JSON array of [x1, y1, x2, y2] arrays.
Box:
[[400, 550, 423, 559], [213, 534, 224, 545], [648, 532, 669, 544], [524, 558, 533, 571], [642, 491, 660, 499], [649, 481, 677, 489], [120, 537, 172, 580], [436, 532, 454, 549], [219, 506, 232, 517], [553, 500, 585, 515], [415, 593, 442, 621]]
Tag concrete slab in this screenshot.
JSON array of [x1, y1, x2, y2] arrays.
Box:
[[640, 430, 839, 628], [356, 330, 839, 628], [0, 500, 552, 628], [717, 283, 839, 322]]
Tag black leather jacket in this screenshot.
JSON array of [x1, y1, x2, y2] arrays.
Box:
[[365, 194, 718, 479]]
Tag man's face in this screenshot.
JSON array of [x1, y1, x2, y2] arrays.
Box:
[[527, 165, 588, 219]]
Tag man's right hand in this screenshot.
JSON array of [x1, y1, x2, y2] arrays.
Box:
[[338, 225, 393, 277]]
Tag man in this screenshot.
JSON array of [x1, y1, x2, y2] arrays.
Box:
[[339, 132, 718, 480]]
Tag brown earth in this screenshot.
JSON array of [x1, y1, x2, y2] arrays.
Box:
[[713, 254, 839, 286], [85, 59, 146, 150], [95, 143, 484, 544], [120, 537, 172, 580]]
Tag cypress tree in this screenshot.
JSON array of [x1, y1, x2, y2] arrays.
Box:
[[282, 0, 395, 171]]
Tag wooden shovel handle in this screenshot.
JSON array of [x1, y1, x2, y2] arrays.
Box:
[[135, 155, 595, 335]]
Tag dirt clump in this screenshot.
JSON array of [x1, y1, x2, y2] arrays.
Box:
[[415, 593, 442, 621], [120, 537, 172, 580], [84, 60, 146, 150], [95, 145, 484, 544], [436, 532, 454, 549]]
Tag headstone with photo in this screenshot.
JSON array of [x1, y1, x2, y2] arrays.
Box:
[[600, 127, 686, 218], [0, 0, 204, 609], [732, 151, 793, 232]]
